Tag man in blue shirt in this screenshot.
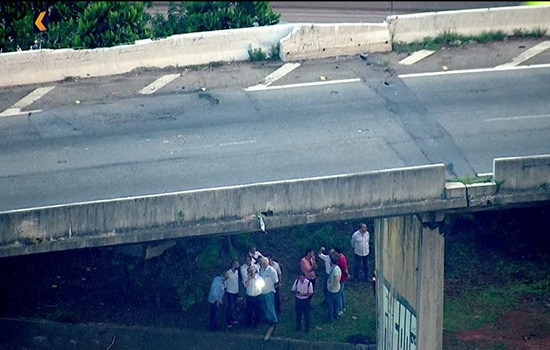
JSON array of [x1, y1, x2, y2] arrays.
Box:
[[208, 271, 228, 331]]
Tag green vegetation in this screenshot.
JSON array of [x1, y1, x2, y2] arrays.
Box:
[[247, 43, 281, 61], [393, 28, 548, 53], [0, 1, 280, 52], [269, 43, 281, 60], [247, 46, 267, 61], [442, 207, 550, 348], [512, 27, 548, 39], [152, 1, 279, 39]]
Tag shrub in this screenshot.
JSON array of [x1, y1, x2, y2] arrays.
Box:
[[1, 2, 280, 52], [151, 1, 281, 39], [248, 46, 267, 61], [0, 2, 37, 52], [269, 43, 280, 60], [72, 2, 152, 49], [1, 2, 153, 52]]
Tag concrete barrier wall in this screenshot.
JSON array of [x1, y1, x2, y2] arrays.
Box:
[[280, 23, 391, 61], [0, 164, 445, 246], [387, 5, 550, 43], [0, 24, 295, 88], [494, 154, 550, 191]]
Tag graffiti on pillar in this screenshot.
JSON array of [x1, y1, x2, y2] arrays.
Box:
[[382, 282, 417, 350]]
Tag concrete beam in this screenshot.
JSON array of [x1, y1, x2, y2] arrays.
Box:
[[1, 156, 550, 258], [0, 164, 446, 257]]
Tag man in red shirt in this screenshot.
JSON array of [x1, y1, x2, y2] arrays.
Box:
[[334, 247, 349, 315]]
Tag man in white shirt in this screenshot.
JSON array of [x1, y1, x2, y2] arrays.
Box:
[[318, 247, 335, 305], [351, 223, 370, 282], [326, 254, 342, 322], [267, 253, 282, 314], [241, 255, 259, 288], [249, 246, 264, 266], [244, 266, 264, 328], [259, 257, 279, 325], [225, 260, 240, 327], [291, 271, 313, 332]]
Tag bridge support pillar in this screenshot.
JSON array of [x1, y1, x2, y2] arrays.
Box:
[[374, 212, 444, 350]]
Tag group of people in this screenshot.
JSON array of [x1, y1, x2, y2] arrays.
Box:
[[207, 223, 372, 333], [208, 247, 281, 330]]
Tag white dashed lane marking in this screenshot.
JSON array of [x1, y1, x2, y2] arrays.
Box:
[[245, 78, 362, 92], [139, 74, 181, 95], [0, 86, 55, 117], [244, 63, 301, 91], [483, 114, 550, 122], [398, 63, 550, 78], [398, 49, 436, 65], [496, 41, 550, 68]]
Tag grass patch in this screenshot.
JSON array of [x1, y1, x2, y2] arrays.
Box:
[[444, 282, 550, 333], [393, 28, 547, 53], [443, 207, 550, 345], [269, 281, 377, 343], [269, 43, 281, 61], [512, 27, 547, 39], [248, 46, 267, 61]]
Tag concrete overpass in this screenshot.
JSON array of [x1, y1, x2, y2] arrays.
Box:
[[1, 153, 549, 350]]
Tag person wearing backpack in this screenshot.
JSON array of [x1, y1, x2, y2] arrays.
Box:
[[291, 271, 314, 332]]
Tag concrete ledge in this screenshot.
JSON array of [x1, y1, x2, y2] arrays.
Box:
[[387, 6, 550, 43], [0, 197, 467, 258], [466, 182, 498, 207], [0, 164, 445, 251], [444, 182, 466, 200], [280, 23, 391, 61], [494, 154, 550, 191], [2, 155, 550, 258], [0, 24, 296, 88]]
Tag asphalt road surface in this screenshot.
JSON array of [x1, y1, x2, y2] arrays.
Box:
[[148, 1, 521, 23], [1, 66, 549, 212]]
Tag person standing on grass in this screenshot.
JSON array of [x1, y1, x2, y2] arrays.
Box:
[[208, 271, 228, 331], [259, 257, 279, 326], [318, 247, 335, 305], [351, 223, 370, 282], [326, 254, 342, 322], [245, 266, 264, 328], [267, 253, 283, 314], [240, 255, 258, 310], [334, 247, 350, 316], [300, 248, 317, 307], [225, 260, 240, 328], [291, 271, 313, 333]]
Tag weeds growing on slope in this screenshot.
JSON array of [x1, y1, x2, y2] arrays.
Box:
[[393, 28, 548, 53]]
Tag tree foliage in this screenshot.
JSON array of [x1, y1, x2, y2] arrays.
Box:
[[0, 1, 279, 52]]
